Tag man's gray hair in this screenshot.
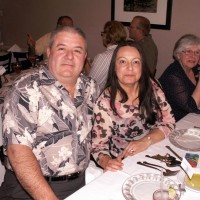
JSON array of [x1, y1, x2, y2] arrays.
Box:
[[49, 26, 87, 51]]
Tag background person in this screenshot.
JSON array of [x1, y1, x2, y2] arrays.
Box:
[[159, 34, 200, 121], [0, 26, 100, 199], [27, 15, 74, 61], [129, 16, 158, 76], [89, 20, 127, 91], [91, 40, 175, 172]]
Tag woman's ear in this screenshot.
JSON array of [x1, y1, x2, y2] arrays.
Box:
[[177, 53, 180, 60]]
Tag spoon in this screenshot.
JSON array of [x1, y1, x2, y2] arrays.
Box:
[[165, 146, 182, 161], [137, 162, 180, 176], [143, 161, 180, 175]]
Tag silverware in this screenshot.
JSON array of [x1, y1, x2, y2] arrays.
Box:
[[166, 146, 182, 161], [143, 161, 180, 175], [137, 161, 180, 176]]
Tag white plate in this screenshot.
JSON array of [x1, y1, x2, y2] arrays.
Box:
[[169, 128, 200, 151], [122, 173, 180, 200], [177, 171, 200, 193]]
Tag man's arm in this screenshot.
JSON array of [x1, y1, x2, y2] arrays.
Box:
[[7, 144, 58, 200]]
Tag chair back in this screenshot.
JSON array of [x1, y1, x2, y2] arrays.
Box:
[[12, 52, 28, 62], [12, 52, 31, 69], [0, 52, 12, 74]]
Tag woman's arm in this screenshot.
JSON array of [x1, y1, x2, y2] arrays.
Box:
[[192, 73, 200, 107], [91, 95, 123, 171]]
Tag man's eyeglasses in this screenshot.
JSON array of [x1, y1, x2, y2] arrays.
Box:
[[182, 49, 200, 56]]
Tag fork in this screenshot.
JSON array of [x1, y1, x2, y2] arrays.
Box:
[[143, 161, 180, 174], [137, 161, 180, 176]]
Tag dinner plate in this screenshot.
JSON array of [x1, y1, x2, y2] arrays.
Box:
[[169, 128, 200, 151], [177, 171, 200, 193], [122, 173, 180, 200]]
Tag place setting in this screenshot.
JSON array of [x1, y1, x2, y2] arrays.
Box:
[[121, 142, 200, 200], [169, 128, 200, 152], [122, 172, 181, 200]]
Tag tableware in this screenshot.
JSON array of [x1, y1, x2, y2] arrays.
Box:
[[12, 62, 22, 74], [165, 146, 182, 161], [145, 154, 181, 167], [169, 128, 200, 151], [143, 161, 180, 175], [153, 189, 180, 200], [28, 54, 36, 68], [177, 171, 200, 193], [122, 173, 181, 200]]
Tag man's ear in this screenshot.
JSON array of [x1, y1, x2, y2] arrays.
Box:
[[47, 48, 50, 58]]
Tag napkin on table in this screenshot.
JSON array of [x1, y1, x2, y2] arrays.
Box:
[[0, 66, 6, 76], [7, 44, 22, 52]]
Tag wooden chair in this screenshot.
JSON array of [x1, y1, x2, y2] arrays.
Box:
[[0, 52, 12, 74], [12, 52, 32, 69]]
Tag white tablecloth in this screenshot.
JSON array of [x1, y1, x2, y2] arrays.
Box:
[[66, 113, 200, 200]]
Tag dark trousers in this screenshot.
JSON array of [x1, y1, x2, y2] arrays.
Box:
[[0, 170, 85, 200]]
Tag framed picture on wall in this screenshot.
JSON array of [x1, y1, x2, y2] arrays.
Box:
[[111, 0, 173, 30]]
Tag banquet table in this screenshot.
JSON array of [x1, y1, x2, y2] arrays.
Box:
[[66, 113, 200, 200]]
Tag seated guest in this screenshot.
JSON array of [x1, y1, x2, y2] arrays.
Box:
[[0, 26, 100, 199], [159, 34, 200, 122], [91, 40, 175, 172], [89, 20, 127, 91], [129, 16, 158, 76], [27, 15, 74, 61]]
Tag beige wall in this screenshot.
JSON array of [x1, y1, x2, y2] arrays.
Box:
[[1, 0, 200, 78]]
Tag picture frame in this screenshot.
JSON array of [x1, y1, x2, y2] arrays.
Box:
[[111, 0, 173, 30]]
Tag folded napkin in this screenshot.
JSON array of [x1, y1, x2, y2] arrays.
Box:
[[7, 44, 22, 52], [0, 66, 6, 75]]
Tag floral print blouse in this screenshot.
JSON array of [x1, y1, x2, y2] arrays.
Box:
[[91, 81, 175, 164], [2, 66, 100, 176]]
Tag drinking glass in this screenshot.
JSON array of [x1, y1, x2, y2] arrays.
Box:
[[28, 54, 36, 68], [13, 62, 22, 74]]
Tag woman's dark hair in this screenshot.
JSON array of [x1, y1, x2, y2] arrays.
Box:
[[104, 40, 162, 125]]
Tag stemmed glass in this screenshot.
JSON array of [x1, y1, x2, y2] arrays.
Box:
[[28, 53, 36, 68]]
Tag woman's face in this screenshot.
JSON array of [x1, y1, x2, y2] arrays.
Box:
[[115, 46, 142, 89], [177, 45, 200, 69]]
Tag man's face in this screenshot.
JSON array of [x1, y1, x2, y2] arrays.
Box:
[[129, 19, 139, 40], [47, 31, 87, 85]]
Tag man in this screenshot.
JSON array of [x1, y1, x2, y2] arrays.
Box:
[[27, 16, 74, 60], [0, 26, 100, 199], [129, 16, 158, 76]]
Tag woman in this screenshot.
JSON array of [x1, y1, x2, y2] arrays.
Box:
[[91, 40, 175, 172], [89, 20, 127, 91], [159, 34, 200, 121]]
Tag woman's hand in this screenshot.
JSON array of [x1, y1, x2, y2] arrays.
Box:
[[121, 138, 151, 159], [99, 155, 124, 172]]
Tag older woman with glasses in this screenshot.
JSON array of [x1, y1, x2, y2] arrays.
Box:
[[159, 34, 200, 121]]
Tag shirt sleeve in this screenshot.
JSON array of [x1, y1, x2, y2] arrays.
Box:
[[91, 94, 113, 164], [89, 53, 110, 90], [163, 73, 199, 113]]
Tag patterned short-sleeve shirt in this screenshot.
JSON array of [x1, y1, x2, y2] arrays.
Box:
[[91, 80, 175, 164], [2, 66, 100, 176]]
